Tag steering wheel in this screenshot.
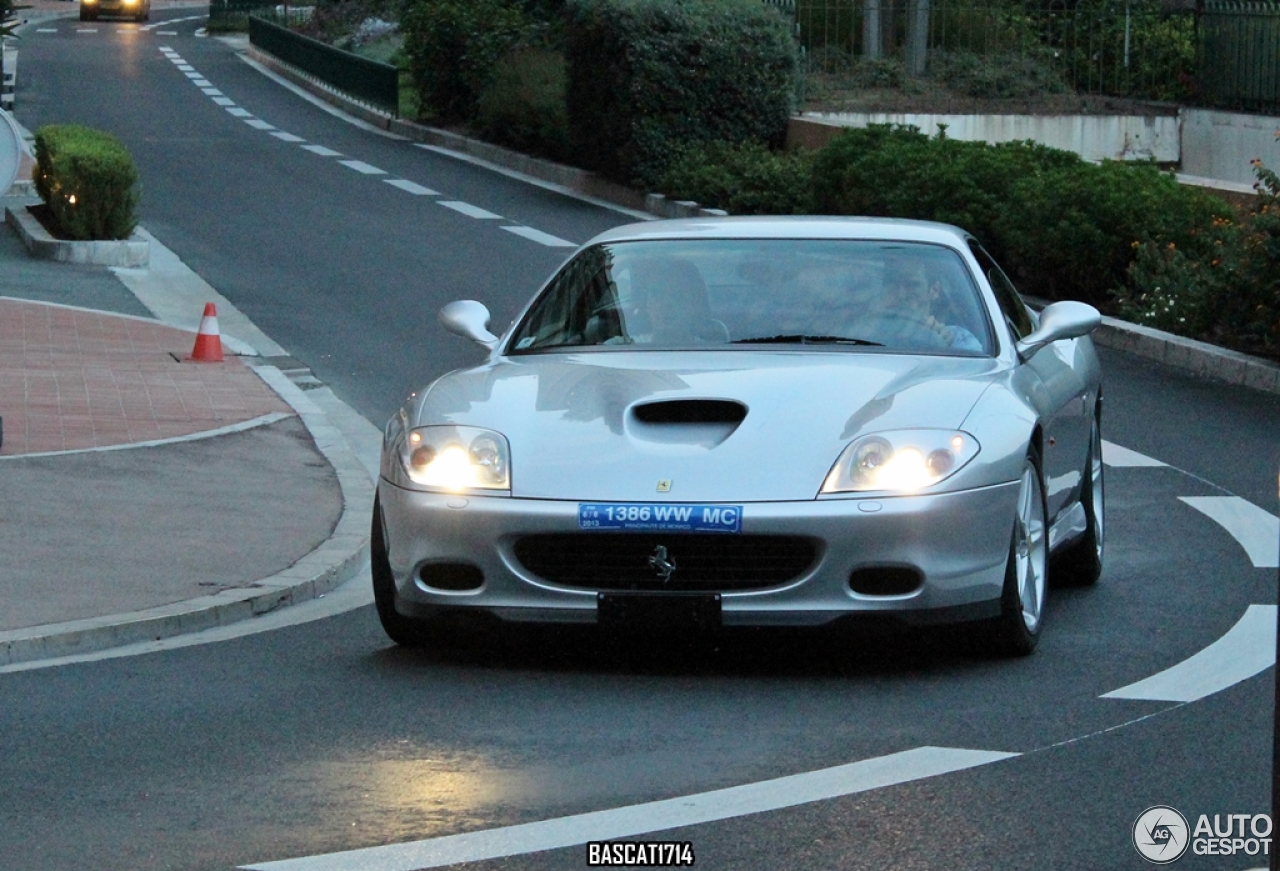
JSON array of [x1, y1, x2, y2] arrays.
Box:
[[861, 311, 950, 349]]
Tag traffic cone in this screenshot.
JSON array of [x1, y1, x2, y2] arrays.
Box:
[[189, 303, 225, 362]]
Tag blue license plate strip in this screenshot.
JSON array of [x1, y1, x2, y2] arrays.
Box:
[[578, 503, 743, 533]]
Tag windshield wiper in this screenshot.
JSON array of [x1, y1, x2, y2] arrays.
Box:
[[732, 334, 883, 346]]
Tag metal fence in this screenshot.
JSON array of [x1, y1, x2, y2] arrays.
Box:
[[248, 15, 400, 117], [1200, 1, 1280, 109], [767, 0, 1279, 111]]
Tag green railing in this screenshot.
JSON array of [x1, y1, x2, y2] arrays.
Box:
[[1200, 1, 1280, 110], [766, 0, 1279, 111], [248, 15, 399, 117]]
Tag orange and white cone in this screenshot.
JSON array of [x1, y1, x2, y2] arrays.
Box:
[[189, 303, 225, 362]]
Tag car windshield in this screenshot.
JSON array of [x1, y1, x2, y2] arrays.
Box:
[[508, 239, 994, 356]]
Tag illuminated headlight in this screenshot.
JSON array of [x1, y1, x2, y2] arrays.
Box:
[[397, 425, 510, 492], [821, 430, 979, 494]]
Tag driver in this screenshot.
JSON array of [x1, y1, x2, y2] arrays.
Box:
[[866, 259, 983, 352]]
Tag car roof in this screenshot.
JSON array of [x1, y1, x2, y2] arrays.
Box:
[[586, 216, 973, 248]]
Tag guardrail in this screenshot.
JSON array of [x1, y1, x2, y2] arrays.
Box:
[[247, 15, 399, 117]]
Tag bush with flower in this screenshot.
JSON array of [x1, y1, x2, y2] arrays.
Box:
[[1118, 155, 1280, 359]]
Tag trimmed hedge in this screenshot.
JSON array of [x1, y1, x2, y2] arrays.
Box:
[[33, 124, 139, 241], [564, 0, 799, 189], [400, 0, 530, 123], [807, 125, 1230, 306]]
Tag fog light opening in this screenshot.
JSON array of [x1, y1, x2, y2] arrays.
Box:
[[417, 563, 484, 592], [848, 566, 923, 597]]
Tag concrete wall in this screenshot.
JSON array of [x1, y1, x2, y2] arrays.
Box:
[[1180, 109, 1280, 187], [791, 112, 1182, 162]]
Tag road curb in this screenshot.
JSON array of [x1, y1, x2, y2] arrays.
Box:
[[0, 363, 373, 667], [6, 203, 151, 267]]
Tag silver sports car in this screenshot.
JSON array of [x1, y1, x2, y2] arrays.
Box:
[[373, 217, 1104, 655]]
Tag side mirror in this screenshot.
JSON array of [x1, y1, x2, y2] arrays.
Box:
[[1016, 301, 1101, 361], [439, 300, 499, 351]]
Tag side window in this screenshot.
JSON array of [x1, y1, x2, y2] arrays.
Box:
[[968, 242, 1034, 340]]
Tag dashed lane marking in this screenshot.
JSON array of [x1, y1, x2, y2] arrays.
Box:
[[240, 747, 1019, 871], [1179, 496, 1280, 568], [502, 225, 576, 248], [338, 159, 386, 175], [271, 132, 306, 143], [1102, 605, 1277, 702], [383, 179, 438, 196], [245, 119, 276, 131], [1101, 439, 1166, 467], [226, 107, 253, 118], [440, 200, 503, 220], [301, 144, 343, 157], [212, 96, 235, 106]]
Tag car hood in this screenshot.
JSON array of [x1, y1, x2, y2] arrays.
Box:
[[412, 351, 1003, 501]]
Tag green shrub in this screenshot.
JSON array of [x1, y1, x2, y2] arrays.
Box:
[[1000, 159, 1229, 303], [400, 0, 530, 123], [657, 139, 814, 214], [474, 46, 572, 162], [33, 125, 139, 241], [1118, 161, 1280, 356], [564, 0, 799, 188]]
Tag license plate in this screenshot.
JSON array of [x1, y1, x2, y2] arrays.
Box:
[[577, 503, 743, 533], [598, 592, 722, 630]]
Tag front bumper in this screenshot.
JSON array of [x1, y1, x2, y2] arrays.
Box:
[[377, 480, 1020, 629]]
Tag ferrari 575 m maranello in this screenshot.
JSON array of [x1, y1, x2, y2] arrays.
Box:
[[373, 217, 1104, 655]]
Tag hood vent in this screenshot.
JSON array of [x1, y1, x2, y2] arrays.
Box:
[[627, 400, 747, 448], [633, 400, 747, 425]]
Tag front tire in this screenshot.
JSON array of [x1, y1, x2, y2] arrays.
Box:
[[371, 494, 429, 647], [1054, 412, 1104, 586], [985, 446, 1049, 656]]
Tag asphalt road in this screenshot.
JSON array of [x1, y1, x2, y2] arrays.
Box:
[[5, 12, 1280, 871]]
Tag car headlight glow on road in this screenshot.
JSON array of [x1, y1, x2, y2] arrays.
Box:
[[822, 430, 979, 494], [400, 426, 510, 492]]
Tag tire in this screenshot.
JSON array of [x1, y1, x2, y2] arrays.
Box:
[[371, 494, 429, 647], [985, 446, 1049, 657], [1053, 411, 1104, 587]]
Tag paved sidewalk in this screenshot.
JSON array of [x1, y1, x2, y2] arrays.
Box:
[[1, 182, 372, 665]]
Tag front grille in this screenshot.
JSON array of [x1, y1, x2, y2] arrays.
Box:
[[513, 533, 817, 592]]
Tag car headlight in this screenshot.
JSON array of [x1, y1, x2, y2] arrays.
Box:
[[821, 430, 979, 494], [396, 425, 510, 492]]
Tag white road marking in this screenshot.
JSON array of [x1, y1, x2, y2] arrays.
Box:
[[502, 225, 576, 248], [201, 88, 224, 96], [240, 747, 1018, 871], [338, 159, 385, 175], [383, 178, 438, 196], [175, 63, 194, 71], [245, 119, 276, 131], [0, 413, 293, 462], [156, 30, 178, 35], [76, 28, 98, 33], [271, 132, 306, 143], [212, 96, 236, 106], [192, 79, 212, 88], [196, 28, 207, 37], [1102, 440, 1165, 467], [439, 200, 502, 220], [36, 27, 57, 32], [184, 71, 203, 79], [226, 107, 253, 118], [1180, 496, 1280, 567], [1102, 605, 1277, 702], [301, 144, 343, 157]]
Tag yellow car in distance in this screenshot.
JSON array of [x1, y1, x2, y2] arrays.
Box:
[[79, 0, 151, 22]]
